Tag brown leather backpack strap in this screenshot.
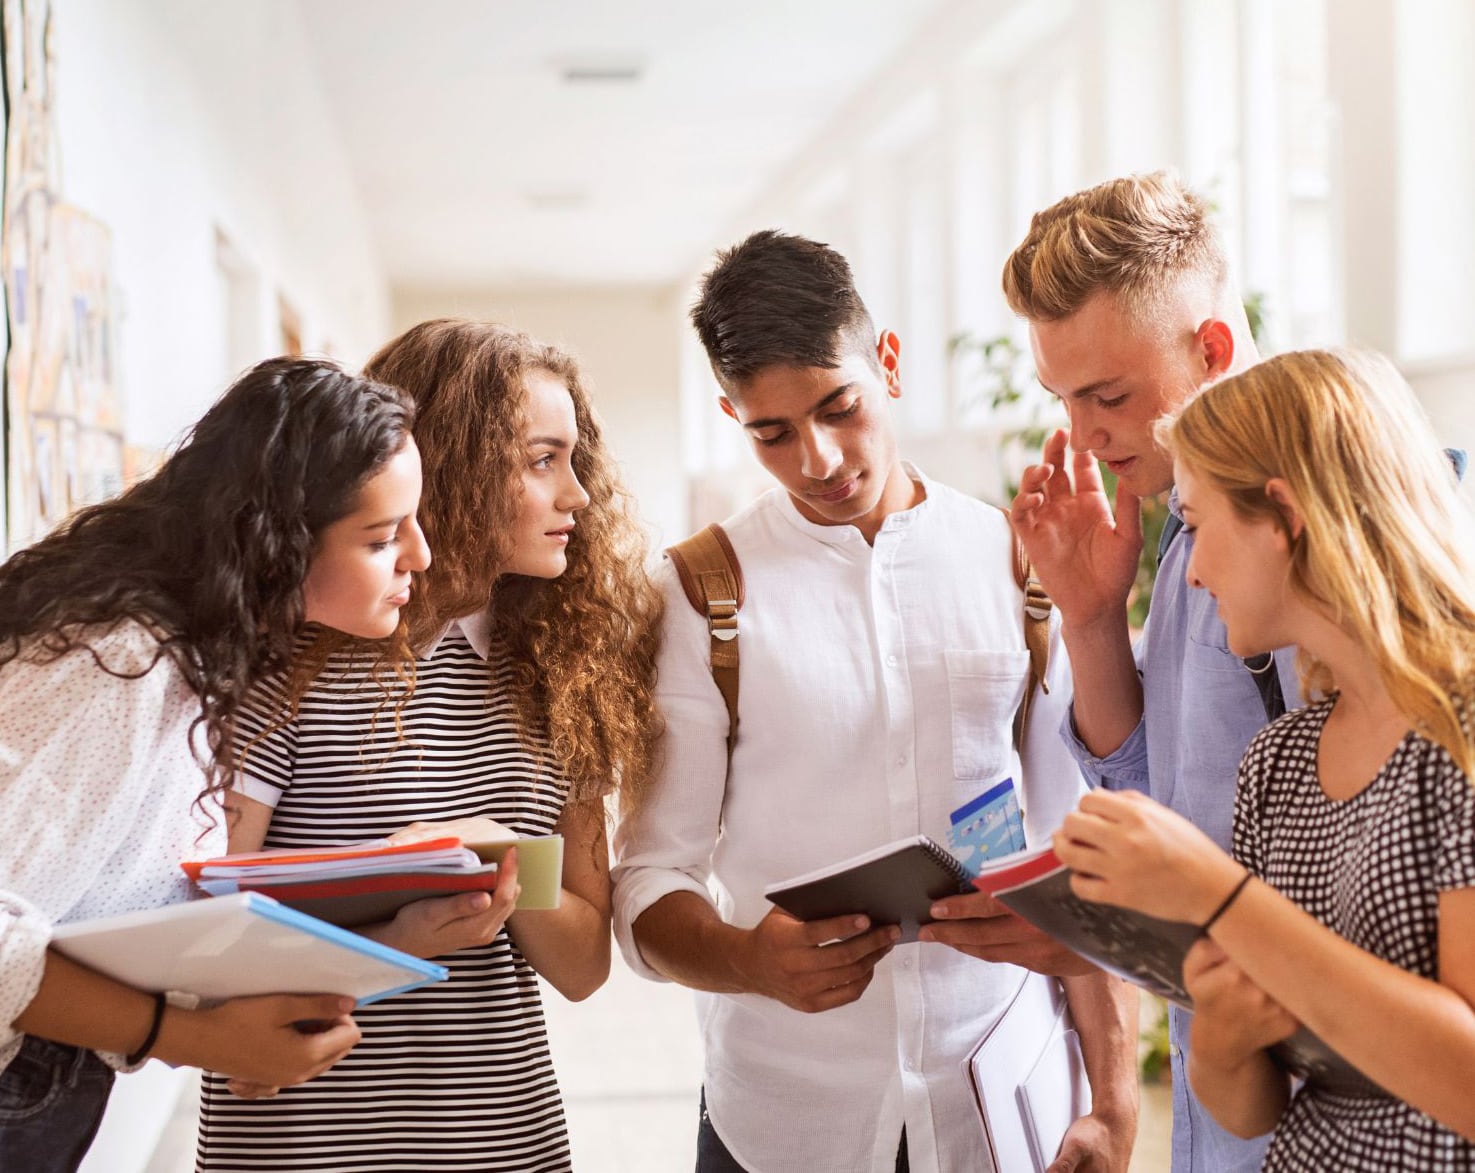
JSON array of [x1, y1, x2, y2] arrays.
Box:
[[666, 523, 743, 753], [1000, 510, 1052, 750]]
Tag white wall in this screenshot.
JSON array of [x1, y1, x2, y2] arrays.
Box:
[[51, 0, 391, 453], [391, 286, 687, 547], [675, 0, 1475, 518], [36, 3, 390, 1164]]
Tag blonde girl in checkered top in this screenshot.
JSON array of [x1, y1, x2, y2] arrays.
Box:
[[1052, 349, 1475, 1171]]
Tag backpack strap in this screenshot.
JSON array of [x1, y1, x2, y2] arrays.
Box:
[[1160, 510, 1288, 722], [667, 523, 743, 754], [1004, 514, 1052, 750], [668, 515, 1049, 757]]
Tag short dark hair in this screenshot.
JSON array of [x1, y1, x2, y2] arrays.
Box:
[[689, 229, 878, 389]]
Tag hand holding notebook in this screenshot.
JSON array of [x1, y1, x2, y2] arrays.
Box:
[[763, 836, 975, 943], [973, 843, 1378, 1097]]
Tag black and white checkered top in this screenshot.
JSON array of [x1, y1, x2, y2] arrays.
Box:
[[1234, 696, 1475, 1172]]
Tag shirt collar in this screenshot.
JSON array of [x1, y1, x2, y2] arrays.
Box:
[[774, 461, 931, 547], [422, 608, 495, 661]]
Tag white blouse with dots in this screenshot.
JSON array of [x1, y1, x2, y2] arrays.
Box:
[[0, 621, 223, 1072]]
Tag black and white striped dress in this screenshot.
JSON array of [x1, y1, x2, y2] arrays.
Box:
[[195, 618, 573, 1172], [1235, 697, 1475, 1172]]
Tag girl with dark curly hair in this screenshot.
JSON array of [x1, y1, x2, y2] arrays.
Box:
[[0, 355, 429, 1172], [200, 320, 663, 1172]]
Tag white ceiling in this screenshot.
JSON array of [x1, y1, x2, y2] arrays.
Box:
[[297, 0, 948, 290]]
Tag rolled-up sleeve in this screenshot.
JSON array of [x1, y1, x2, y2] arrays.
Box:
[[611, 562, 734, 982], [1059, 618, 1151, 795]]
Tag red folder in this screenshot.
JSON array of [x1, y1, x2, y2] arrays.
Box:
[[236, 865, 500, 928]]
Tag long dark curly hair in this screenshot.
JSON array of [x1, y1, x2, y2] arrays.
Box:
[[0, 356, 416, 807], [362, 319, 662, 810]]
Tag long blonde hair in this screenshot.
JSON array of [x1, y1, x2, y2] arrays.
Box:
[[1167, 348, 1475, 776], [364, 319, 663, 810]]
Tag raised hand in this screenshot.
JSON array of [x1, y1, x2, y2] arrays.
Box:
[[1011, 429, 1144, 629], [734, 907, 899, 1013]]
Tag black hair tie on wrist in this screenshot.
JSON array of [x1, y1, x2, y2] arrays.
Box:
[[125, 991, 167, 1066], [1199, 871, 1253, 938]]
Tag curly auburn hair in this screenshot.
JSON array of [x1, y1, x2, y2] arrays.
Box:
[[362, 319, 662, 810], [0, 356, 416, 807]]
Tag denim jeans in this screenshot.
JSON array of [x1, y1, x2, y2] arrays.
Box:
[[0, 1036, 116, 1173], [697, 1088, 909, 1172]]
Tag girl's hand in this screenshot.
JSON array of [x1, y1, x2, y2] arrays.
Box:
[[360, 847, 521, 959], [1184, 938, 1299, 1069], [386, 817, 516, 847], [158, 994, 361, 1087], [1052, 790, 1246, 924], [225, 1079, 280, 1099]]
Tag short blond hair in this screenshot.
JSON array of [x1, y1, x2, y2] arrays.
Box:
[[1166, 349, 1475, 779], [1002, 171, 1227, 322]]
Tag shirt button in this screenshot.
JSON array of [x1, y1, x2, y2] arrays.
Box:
[[904, 1059, 917, 1072], [896, 755, 907, 767], [886, 654, 898, 666]]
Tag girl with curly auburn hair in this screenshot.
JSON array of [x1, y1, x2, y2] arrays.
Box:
[[0, 356, 429, 1173], [202, 320, 662, 1173]]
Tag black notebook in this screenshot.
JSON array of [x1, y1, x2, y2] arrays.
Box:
[[763, 835, 974, 943]]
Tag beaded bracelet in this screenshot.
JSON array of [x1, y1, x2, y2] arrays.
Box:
[[1198, 871, 1253, 938], [125, 991, 167, 1066]]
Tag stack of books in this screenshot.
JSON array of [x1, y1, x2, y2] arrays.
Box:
[[182, 837, 511, 928]]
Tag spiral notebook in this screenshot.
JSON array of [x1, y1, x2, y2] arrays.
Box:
[[762, 835, 975, 943]]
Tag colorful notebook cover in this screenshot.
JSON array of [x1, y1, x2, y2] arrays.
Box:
[[236, 865, 503, 928]]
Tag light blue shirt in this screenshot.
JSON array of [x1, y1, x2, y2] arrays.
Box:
[[1062, 490, 1298, 1173]]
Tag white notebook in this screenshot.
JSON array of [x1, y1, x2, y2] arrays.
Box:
[[967, 970, 1092, 1172], [51, 892, 447, 1006]]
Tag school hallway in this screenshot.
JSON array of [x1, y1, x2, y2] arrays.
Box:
[[130, 953, 1172, 1172]]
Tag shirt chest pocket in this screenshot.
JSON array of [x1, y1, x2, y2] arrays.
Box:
[[944, 649, 1030, 780]]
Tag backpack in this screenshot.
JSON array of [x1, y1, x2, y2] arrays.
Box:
[[666, 514, 1052, 756]]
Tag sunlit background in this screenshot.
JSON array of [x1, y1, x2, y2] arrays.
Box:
[[5, 1, 1471, 1168]]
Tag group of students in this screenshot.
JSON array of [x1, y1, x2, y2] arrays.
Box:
[[0, 168, 1472, 1173]]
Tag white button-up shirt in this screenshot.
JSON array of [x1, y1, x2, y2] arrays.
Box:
[[613, 471, 1084, 1173]]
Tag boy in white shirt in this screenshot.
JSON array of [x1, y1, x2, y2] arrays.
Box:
[[613, 230, 1138, 1173]]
